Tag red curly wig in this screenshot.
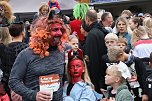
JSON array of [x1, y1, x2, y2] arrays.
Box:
[[29, 16, 68, 58]]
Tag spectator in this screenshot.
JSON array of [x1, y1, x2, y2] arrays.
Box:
[[100, 12, 113, 33], [9, 16, 67, 101], [33, 2, 50, 20], [115, 17, 132, 50], [117, 38, 130, 54], [120, 10, 133, 20], [84, 9, 107, 93], [102, 64, 134, 101], [69, 3, 89, 48], [5, 22, 28, 100], [63, 48, 102, 101], [107, 46, 148, 101], [0, 27, 11, 101], [129, 17, 142, 31], [132, 26, 152, 58]]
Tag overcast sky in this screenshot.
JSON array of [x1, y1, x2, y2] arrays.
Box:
[[10, 0, 77, 13]]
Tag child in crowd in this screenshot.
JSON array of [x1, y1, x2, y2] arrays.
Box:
[[117, 38, 130, 54], [33, 2, 50, 20], [63, 48, 102, 101], [48, 0, 60, 13], [104, 33, 118, 49], [107, 46, 148, 101], [100, 33, 119, 90], [65, 34, 79, 64], [102, 64, 134, 101]]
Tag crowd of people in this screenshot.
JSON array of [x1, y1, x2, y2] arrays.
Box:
[[0, 0, 152, 101]]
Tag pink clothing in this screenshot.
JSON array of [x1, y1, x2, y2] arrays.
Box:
[[0, 94, 10, 101]]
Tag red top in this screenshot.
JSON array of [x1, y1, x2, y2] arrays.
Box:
[[48, 1, 60, 10], [69, 20, 84, 41]]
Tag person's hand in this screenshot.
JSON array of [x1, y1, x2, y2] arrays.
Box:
[[36, 91, 52, 101], [128, 76, 137, 82], [142, 94, 148, 101], [100, 88, 107, 96], [11, 90, 22, 101]]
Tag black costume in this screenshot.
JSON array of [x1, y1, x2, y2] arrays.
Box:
[[84, 21, 108, 93]]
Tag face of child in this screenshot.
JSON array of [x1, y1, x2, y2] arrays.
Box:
[[41, 6, 49, 16], [69, 59, 84, 79], [105, 39, 117, 49], [105, 69, 118, 85], [70, 38, 79, 52], [117, 42, 127, 51]]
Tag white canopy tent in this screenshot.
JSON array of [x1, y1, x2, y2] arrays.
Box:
[[9, 0, 77, 13]]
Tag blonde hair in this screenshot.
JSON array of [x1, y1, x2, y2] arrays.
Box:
[[66, 58, 94, 88], [107, 46, 123, 62], [121, 10, 133, 17], [117, 38, 128, 46], [0, 1, 14, 23], [38, 2, 50, 16], [0, 27, 11, 45], [132, 26, 150, 46], [143, 18, 152, 38], [115, 17, 133, 34], [68, 34, 78, 42], [104, 33, 118, 41], [106, 65, 126, 84]]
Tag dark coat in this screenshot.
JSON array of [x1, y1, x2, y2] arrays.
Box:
[[84, 21, 108, 93], [125, 55, 148, 95]]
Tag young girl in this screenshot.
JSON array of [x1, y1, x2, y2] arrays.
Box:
[[63, 48, 102, 101], [103, 64, 134, 101]]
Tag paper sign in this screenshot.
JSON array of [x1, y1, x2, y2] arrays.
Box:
[[39, 74, 60, 92]]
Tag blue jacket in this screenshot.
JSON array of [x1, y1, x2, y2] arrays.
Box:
[[63, 81, 102, 101]]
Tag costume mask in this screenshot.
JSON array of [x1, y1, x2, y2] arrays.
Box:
[[69, 59, 84, 83], [49, 23, 63, 46]]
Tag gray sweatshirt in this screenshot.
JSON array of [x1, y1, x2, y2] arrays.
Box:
[[9, 48, 65, 101]]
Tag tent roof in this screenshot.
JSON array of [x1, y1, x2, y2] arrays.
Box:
[[9, 0, 77, 13]]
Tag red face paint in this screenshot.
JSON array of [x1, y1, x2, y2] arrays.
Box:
[[49, 23, 63, 46], [69, 59, 84, 83]]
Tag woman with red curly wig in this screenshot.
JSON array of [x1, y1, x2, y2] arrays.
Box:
[[9, 16, 68, 101]]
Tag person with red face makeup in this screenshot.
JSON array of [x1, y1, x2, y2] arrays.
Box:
[[63, 49, 102, 101], [9, 15, 68, 101]]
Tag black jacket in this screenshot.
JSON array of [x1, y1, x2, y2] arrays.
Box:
[[125, 55, 148, 95], [84, 21, 108, 93]]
